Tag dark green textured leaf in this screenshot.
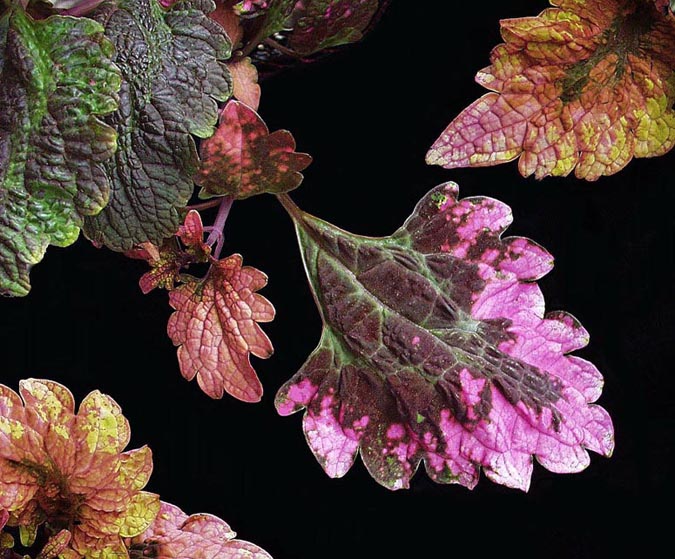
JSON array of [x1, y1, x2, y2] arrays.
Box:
[[83, 0, 232, 251], [0, 7, 120, 296]]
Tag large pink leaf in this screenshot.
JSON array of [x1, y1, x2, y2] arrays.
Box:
[[426, 0, 675, 180], [276, 183, 614, 490], [167, 254, 275, 401]]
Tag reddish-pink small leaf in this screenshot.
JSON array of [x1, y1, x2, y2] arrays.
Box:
[[196, 100, 312, 199], [176, 210, 212, 263], [128, 501, 272, 559], [227, 58, 261, 110], [167, 254, 275, 401], [177, 211, 206, 248]]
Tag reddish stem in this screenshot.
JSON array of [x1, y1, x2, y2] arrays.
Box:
[[263, 38, 302, 59], [276, 192, 303, 221], [186, 199, 222, 212], [206, 196, 234, 259], [62, 0, 103, 16]]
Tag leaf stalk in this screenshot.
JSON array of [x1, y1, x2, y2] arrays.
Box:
[[206, 196, 234, 259]]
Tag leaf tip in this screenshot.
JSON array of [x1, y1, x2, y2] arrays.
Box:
[[424, 147, 444, 167]]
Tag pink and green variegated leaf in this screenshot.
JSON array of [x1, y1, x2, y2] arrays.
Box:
[[127, 501, 273, 559], [167, 254, 275, 401], [426, 0, 675, 180], [197, 101, 312, 200], [287, 0, 379, 55], [276, 183, 614, 491]]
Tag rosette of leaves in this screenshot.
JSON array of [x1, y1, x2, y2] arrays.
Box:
[[276, 183, 614, 490], [0, 379, 159, 557], [0, 378, 273, 558]]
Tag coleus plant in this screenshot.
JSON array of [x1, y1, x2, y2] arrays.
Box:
[[10, 0, 675, 555], [0, 378, 272, 558]]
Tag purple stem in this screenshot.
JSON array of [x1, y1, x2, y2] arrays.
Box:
[[206, 196, 234, 260], [63, 0, 104, 16]]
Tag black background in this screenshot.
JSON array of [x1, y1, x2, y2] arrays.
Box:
[[2, 1, 673, 557]]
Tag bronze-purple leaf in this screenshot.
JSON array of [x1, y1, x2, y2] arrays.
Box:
[[196, 100, 312, 200]]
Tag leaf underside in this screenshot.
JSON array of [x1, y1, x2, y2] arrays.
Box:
[[276, 183, 614, 491], [0, 8, 120, 296], [427, 0, 675, 180], [82, 0, 232, 251]]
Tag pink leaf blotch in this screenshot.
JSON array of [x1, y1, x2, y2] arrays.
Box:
[[426, 0, 675, 180], [128, 501, 272, 559], [196, 100, 312, 199], [276, 182, 614, 491], [167, 254, 275, 402]]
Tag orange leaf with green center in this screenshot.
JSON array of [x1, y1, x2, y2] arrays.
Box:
[[167, 254, 275, 401], [426, 0, 675, 180], [0, 379, 159, 559], [196, 100, 312, 199]]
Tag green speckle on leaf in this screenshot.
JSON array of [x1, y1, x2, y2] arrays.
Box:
[[430, 192, 447, 209]]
